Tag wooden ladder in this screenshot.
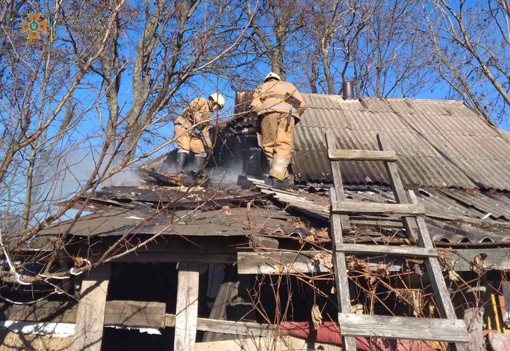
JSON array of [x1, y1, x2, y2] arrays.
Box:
[[326, 131, 468, 351]]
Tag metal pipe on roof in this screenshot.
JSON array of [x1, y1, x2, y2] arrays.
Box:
[[342, 81, 354, 100]]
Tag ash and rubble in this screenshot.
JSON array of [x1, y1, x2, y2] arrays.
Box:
[[44, 157, 510, 249]]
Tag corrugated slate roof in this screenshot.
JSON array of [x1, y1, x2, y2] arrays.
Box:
[[292, 95, 510, 190]]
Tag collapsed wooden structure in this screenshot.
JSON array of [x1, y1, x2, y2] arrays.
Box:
[[2, 94, 510, 350]]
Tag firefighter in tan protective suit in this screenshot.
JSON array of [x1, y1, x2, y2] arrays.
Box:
[[162, 93, 225, 173], [250, 72, 306, 189]]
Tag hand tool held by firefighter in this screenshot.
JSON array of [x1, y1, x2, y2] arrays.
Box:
[[284, 93, 301, 132]]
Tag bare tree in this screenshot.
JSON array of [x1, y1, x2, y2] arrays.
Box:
[[290, 0, 435, 97], [245, 0, 306, 79], [421, 0, 510, 123], [350, 0, 435, 98], [0, 0, 250, 289], [299, 0, 367, 94], [61, 0, 250, 157]]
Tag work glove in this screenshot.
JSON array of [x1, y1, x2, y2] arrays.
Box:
[[194, 125, 204, 135]]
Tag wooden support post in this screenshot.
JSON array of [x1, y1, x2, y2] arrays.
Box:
[[174, 262, 200, 351], [72, 264, 111, 351], [464, 308, 486, 351]]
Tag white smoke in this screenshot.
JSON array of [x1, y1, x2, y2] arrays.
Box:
[[209, 160, 243, 185], [109, 169, 143, 187]]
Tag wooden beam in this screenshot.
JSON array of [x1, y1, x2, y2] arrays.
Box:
[[104, 300, 165, 328], [110, 252, 236, 264], [165, 314, 272, 337], [328, 149, 397, 162], [237, 251, 331, 275], [338, 313, 469, 343], [350, 218, 404, 228], [1, 301, 78, 323], [237, 251, 403, 275], [174, 262, 200, 351], [336, 243, 438, 258], [72, 264, 111, 351], [332, 201, 425, 216], [0, 300, 165, 328]]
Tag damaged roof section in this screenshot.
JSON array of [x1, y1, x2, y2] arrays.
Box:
[[234, 91, 510, 190], [342, 187, 510, 245], [35, 91, 510, 253], [39, 170, 510, 248]]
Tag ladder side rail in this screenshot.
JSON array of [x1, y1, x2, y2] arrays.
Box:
[[326, 131, 351, 232], [409, 190, 467, 351], [377, 133, 418, 243], [326, 131, 357, 351], [330, 192, 357, 351]]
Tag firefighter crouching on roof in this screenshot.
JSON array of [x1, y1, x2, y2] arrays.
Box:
[[250, 72, 306, 189], [162, 93, 225, 173]]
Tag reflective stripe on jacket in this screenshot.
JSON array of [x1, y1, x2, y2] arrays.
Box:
[[250, 81, 306, 120]]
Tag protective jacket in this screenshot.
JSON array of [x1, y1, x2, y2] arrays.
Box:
[[174, 97, 212, 150], [250, 80, 306, 120]]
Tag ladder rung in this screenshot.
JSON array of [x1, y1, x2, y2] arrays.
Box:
[[336, 244, 438, 258], [338, 313, 468, 343], [332, 201, 425, 216], [328, 149, 397, 161]]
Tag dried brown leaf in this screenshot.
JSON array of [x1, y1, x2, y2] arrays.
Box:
[[311, 304, 323, 330]]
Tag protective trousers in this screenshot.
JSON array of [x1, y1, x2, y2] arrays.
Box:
[[175, 122, 206, 154], [260, 111, 295, 181]]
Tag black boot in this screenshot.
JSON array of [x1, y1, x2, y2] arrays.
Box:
[[176, 152, 188, 172], [268, 176, 286, 190], [193, 154, 206, 173]]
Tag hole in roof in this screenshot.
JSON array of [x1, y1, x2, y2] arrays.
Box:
[[418, 188, 432, 197]]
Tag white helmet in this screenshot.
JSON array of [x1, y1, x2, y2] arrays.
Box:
[[264, 72, 281, 82], [209, 93, 225, 109]]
